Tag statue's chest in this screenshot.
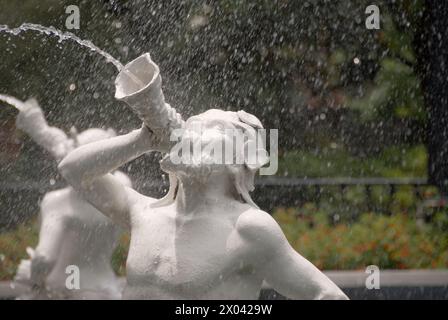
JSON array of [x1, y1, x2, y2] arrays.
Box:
[[127, 212, 241, 288]]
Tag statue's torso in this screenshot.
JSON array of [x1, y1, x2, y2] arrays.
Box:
[[124, 201, 263, 299], [40, 187, 121, 299]]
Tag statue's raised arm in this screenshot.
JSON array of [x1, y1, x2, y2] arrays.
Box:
[[15, 98, 74, 162], [0, 94, 73, 162], [58, 53, 183, 229]]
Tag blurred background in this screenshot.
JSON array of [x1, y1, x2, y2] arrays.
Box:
[[0, 0, 447, 296]]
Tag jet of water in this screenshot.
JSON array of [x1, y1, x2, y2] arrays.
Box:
[[0, 23, 146, 93], [0, 94, 25, 111], [0, 23, 124, 71]]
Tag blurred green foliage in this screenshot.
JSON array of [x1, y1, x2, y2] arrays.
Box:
[[274, 208, 448, 270], [275, 144, 438, 223], [279, 144, 427, 177], [348, 3, 425, 122], [0, 219, 38, 280]]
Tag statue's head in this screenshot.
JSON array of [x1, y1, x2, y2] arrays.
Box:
[[70, 127, 117, 148], [158, 109, 268, 208]]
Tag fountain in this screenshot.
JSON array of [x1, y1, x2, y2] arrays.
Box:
[[1, 95, 130, 299], [58, 54, 348, 300], [2, 22, 347, 300]]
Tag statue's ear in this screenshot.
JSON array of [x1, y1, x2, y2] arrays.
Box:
[[237, 110, 263, 129]]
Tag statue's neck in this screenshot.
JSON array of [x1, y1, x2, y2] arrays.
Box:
[[175, 174, 236, 215]]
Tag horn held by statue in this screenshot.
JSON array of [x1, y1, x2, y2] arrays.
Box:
[[114, 53, 184, 135]]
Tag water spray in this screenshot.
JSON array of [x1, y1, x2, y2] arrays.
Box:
[[0, 23, 179, 131]]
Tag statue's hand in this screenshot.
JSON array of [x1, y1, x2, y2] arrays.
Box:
[[138, 124, 173, 154], [15, 99, 45, 132]]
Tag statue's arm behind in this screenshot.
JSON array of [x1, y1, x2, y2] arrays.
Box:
[[16, 99, 72, 161], [58, 126, 158, 229], [238, 210, 348, 300]]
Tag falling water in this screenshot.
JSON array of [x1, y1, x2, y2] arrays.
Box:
[[0, 94, 25, 111], [0, 23, 145, 87]]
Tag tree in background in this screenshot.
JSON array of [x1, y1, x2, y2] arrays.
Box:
[[415, 1, 448, 196]]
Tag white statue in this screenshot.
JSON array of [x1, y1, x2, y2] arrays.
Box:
[[58, 53, 348, 300], [5, 96, 130, 299]]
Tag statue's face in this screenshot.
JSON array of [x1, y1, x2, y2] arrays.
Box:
[[160, 110, 241, 178]]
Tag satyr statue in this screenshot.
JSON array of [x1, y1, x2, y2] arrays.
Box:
[[10, 97, 130, 299], [58, 53, 348, 299]]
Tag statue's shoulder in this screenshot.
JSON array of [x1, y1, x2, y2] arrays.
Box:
[[236, 207, 285, 248], [41, 187, 72, 210]]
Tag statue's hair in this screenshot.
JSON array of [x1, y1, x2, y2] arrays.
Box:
[[153, 109, 268, 209]]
